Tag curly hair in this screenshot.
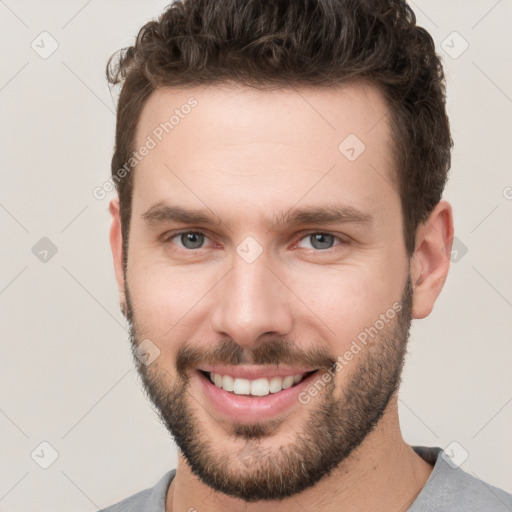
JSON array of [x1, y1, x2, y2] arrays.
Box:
[[106, 0, 452, 262]]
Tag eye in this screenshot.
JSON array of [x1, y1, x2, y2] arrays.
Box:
[[163, 230, 347, 253], [167, 231, 210, 250], [296, 232, 345, 251]]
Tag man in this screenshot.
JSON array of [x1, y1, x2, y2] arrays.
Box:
[[102, 0, 512, 510]]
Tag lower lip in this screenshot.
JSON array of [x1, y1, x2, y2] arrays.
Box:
[[195, 370, 319, 422]]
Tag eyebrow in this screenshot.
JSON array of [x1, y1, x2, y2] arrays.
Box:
[[141, 203, 373, 231]]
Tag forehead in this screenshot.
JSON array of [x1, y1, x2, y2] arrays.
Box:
[[131, 81, 397, 227], [135, 81, 392, 153]]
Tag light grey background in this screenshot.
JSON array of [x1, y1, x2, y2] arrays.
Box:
[[1, 1, 511, 510]]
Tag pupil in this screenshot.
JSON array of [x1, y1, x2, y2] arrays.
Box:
[[182, 232, 204, 249], [311, 233, 333, 250]]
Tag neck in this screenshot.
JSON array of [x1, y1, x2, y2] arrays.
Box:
[[165, 397, 434, 512]]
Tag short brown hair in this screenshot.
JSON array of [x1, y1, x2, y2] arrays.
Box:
[[106, 0, 452, 264]]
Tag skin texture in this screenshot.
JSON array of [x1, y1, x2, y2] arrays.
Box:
[[109, 81, 454, 511]]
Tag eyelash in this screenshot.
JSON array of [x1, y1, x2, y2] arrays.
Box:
[[163, 230, 349, 253]]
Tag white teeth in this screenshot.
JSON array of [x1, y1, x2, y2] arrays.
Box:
[[282, 375, 295, 389], [208, 372, 308, 396], [222, 374, 234, 392], [213, 373, 223, 388], [269, 376, 283, 393], [233, 378, 251, 395], [251, 378, 270, 396]]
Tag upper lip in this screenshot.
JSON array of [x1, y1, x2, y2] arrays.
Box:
[[197, 365, 318, 380]]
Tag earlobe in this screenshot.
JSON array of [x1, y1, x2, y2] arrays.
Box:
[[109, 198, 127, 310], [411, 200, 454, 319]]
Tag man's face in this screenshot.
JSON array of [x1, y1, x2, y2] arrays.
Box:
[[119, 82, 413, 501]]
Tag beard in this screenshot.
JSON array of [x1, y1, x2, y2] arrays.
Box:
[[122, 275, 413, 502]]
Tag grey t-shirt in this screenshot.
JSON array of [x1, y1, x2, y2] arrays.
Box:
[[99, 446, 512, 511]]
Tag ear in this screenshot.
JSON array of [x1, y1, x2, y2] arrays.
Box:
[[410, 200, 454, 319], [109, 198, 127, 314]]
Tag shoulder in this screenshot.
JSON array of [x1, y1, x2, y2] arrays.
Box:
[[99, 488, 152, 512], [98, 469, 176, 512], [448, 469, 512, 510], [411, 446, 512, 511]]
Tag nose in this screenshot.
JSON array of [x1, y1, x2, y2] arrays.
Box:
[[209, 252, 294, 349]]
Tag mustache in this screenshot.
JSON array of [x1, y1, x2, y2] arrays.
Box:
[[175, 337, 336, 377]]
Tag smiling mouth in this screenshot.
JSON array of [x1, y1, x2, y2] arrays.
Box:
[[199, 369, 318, 397]]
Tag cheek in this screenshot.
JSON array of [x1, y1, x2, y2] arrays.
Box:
[[287, 264, 400, 349], [127, 261, 215, 337]]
